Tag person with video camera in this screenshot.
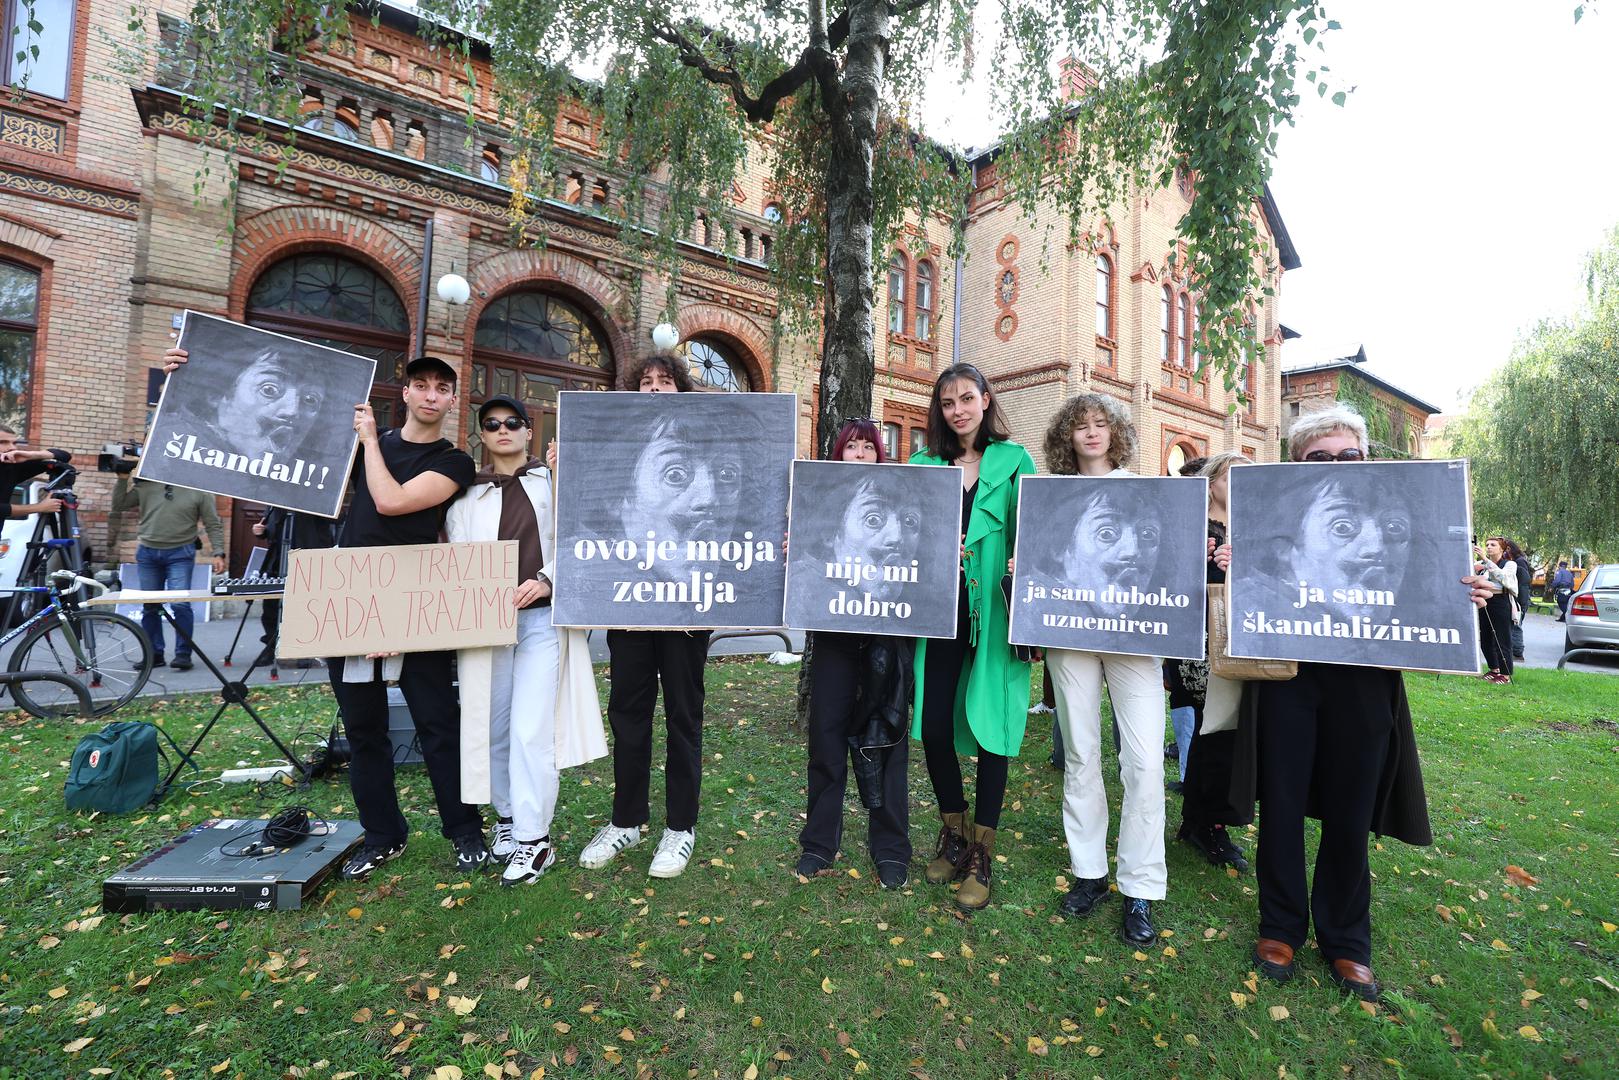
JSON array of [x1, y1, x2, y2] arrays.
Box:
[[110, 464, 226, 672], [0, 425, 70, 519]]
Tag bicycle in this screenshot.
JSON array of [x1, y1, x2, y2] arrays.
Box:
[[1, 569, 154, 718], [1, 462, 85, 629]]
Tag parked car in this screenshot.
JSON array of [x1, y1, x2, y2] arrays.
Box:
[[1564, 563, 1619, 656]]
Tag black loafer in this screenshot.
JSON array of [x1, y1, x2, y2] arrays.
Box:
[[795, 852, 831, 877], [1059, 876, 1110, 917], [876, 861, 909, 890], [1120, 897, 1156, 946]]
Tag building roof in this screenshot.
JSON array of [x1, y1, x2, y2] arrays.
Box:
[[1281, 347, 1442, 415]]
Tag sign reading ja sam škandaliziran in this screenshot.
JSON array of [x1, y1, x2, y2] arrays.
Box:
[[783, 460, 963, 639], [1225, 459, 1481, 673], [135, 312, 376, 518], [550, 390, 796, 629], [1008, 475, 1209, 660]]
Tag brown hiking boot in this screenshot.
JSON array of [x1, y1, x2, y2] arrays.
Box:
[[955, 823, 996, 910], [925, 811, 969, 885]]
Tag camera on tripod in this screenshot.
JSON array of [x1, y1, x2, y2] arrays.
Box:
[[98, 442, 142, 474]]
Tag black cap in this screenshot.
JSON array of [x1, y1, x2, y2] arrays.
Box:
[[477, 394, 530, 426], [404, 355, 458, 385]]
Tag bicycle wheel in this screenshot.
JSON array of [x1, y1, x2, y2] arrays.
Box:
[[8, 610, 154, 718]]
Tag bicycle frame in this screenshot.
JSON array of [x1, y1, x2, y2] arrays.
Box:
[[0, 580, 98, 669]]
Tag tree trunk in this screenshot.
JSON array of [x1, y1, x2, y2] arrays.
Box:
[[797, 1, 889, 726]]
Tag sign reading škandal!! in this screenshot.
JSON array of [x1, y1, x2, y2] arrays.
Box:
[[1008, 475, 1209, 660], [136, 312, 376, 519], [277, 541, 520, 659], [550, 391, 796, 629], [783, 460, 963, 638], [1226, 460, 1480, 673]]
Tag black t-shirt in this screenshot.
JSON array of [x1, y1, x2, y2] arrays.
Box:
[[339, 429, 475, 547]]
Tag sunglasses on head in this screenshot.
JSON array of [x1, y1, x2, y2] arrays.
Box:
[[481, 417, 527, 432], [1303, 448, 1365, 462], [843, 416, 876, 426]]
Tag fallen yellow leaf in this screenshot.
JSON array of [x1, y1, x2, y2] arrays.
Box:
[[47, 986, 67, 999], [432, 1068, 464, 1080], [743, 1066, 758, 1080], [1602, 922, 1617, 934], [821, 977, 834, 994], [513, 975, 530, 991], [210, 1061, 231, 1075], [1027, 1036, 1048, 1057], [352, 1007, 372, 1023], [1482, 1018, 1502, 1039], [449, 994, 480, 1016], [1268, 1006, 1290, 1021], [346, 907, 363, 919], [62, 1037, 94, 1053], [553, 1021, 571, 1034], [1491, 939, 1511, 951], [1518, 1025, 1542, 1042]]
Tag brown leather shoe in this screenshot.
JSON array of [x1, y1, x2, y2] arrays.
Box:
[[1252, 937, 1296, 983], [1327, 958, 1381, 1002], [924, 811, 969, 885], [955, 823, 996, 910]]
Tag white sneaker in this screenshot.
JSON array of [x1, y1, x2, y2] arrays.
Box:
[[1028, 703, 1055, 715], [491, 819, 517, 861], [578, 824, 642, 869], [501, 841, 556, 886], [648, 828, 695, 879]]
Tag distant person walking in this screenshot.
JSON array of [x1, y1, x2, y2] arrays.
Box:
[[1552, 561, 1575, 621]]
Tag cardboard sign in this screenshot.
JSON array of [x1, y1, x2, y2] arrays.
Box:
[[551, 391, 796, 629], [783, 460, 963, 638], [276, 541, 519, 658], [1226, 460, 1481, 672], [1009, 475, 1209, 660], [137, 312, 376, 518]]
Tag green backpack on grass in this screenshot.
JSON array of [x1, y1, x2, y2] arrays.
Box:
[[64, 721, 178, 813]]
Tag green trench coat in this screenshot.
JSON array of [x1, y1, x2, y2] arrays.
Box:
[[908, 439, 1037, 757]]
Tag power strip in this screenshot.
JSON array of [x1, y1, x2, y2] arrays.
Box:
[[219, 766, 295, 783]]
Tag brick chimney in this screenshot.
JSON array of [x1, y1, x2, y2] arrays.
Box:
[[1058, 55, 1097, 101]]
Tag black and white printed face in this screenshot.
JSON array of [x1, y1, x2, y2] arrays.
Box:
[[225, 355, 325, 457], [619, 431, 743, 556], [1061, 490, 1163, 592], [833, 481, 923, 602], [1288, 481, 1412, 599]]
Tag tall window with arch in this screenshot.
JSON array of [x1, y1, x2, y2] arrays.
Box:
[[1094, 253, 1114, 368], [472, 290, 615, 464], [914, 260, 934, 343], [0, 261, 41, 434], [1177, 291, 1192, 370], [1160, 284, 1175, 367], [887, 252, 907, 335]]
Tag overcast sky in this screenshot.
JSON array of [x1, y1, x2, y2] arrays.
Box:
[[917, 2, 1619, 413]]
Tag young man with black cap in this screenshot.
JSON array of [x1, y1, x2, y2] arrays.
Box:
[[332, 354, 485, 879], [446, 394, 605, 886]]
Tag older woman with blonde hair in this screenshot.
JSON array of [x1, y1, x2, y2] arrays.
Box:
[[1215, 403, 1497, 1001], [1041, 392, 1168, 947]]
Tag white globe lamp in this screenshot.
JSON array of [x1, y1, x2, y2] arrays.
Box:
[[651, 322, 680, 350], [436, 271, 471, 306]]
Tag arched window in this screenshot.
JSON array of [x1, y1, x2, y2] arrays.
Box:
[[683, 338, 751, 392], [472, 290, 616, 464], [480, 146, 500, 183], [887, 252, 906, 335], [1177, 292, 1192, 369], [762, 203, 783, 223], [1160, 284, 1174, 364], [247, 252, 411, 426], [1094, 254, 1113, 342], [0, 261, 41, 435], [914, 261, 934, 343]]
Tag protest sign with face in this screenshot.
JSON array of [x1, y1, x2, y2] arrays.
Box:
[[1009, 475, 1209, 660], [550, 390, 796, 629], [783, 460, 962, 638], [136, 312, 375, 518], [1226, 459, 1480, 672], [277, 541, 520, 658]]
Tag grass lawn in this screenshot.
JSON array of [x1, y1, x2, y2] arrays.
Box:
[[1, 661, 1616, 1079]]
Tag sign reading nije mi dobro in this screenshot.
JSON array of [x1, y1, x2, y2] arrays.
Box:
[[1226, 460, 1480, 672], [783, 460, 963, 639], [136, 312, 376, 519], [551, 391, 797, 629], [276, 542, 520, 659], [1008, 475, 1210, 660]]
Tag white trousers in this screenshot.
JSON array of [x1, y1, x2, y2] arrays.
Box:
[[1046, 647, 1168, 900], [489, 606, 562, 841]]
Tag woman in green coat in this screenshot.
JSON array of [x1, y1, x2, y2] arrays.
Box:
[[909, 363, 1036, 910]]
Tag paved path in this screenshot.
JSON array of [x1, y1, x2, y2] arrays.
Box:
[[1517, 610, 1619, 675]]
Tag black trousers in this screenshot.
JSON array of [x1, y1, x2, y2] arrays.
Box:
[[801, 633, 911, 868], [329, 651, 481, 849], [1181, 701, 1240, 827], [1479, 597, 1514, 676], [606, 629, 710, 832], [1256, 664, 1397, 966], [919, 592, 1009, 830]]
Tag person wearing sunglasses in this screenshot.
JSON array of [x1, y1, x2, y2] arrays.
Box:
[[1212, 403, 1496, 1003], [447, 394, 605, 886]]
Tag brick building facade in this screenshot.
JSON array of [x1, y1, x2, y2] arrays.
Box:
[[1280, 347, 1440, 459], [3, 1, 1296, 569]]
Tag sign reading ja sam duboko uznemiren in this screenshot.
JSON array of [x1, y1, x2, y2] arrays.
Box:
[[550, 390, 796, 629], [1226, 459, 1480, 672], [136, 312, 375, 518], [783, 460, 962, 639], [1008, 475, 1209, 660]]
